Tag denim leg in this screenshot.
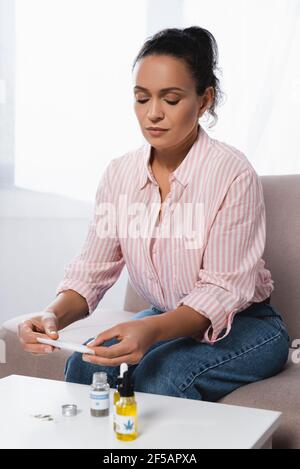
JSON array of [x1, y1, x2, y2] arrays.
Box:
[[131, 302, 290, 402], [64, 306, 164, 385]]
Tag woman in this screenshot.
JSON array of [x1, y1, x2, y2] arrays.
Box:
[[18, 27, 289, 402]]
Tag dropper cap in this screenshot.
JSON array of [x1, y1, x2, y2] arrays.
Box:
[[116, 363, 128, 390], [120, 362, 128, 377], [119, 370, 134, 397]]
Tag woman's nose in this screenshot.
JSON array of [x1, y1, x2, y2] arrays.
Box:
[[147, 100, 164, 119]]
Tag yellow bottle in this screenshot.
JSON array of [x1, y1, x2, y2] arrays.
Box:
[[113, 363, 128, 431], [115, 370, 138, 441]]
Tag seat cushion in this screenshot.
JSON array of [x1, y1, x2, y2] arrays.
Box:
[[218, 350, 300, 449]]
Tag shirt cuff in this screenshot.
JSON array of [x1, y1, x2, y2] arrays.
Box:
[[176, 288, 240, 344], [55, 279, 99, 316]]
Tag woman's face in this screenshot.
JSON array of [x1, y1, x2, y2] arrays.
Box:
[[132, 54, 212, 149]]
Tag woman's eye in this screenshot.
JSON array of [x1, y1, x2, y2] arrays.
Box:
[[136, 99, 180, 106], [165, 100, 180, 105]]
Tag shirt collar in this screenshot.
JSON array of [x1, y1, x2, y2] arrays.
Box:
[[138, 123, 207, 190]]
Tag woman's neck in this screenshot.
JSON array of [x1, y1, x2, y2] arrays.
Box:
[[150, 124, 199, 173]]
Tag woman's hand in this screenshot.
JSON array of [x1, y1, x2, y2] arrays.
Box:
[[83, 319, 158, 367], [18, 312, 59, 355]]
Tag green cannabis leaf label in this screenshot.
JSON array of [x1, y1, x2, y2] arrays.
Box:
[[124, 419, 134, 431]]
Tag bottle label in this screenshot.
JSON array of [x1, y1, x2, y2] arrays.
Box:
[[115, 414, 136, 435], [90, 391, 109, 411]]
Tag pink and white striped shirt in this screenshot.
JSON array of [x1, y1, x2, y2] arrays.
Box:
[[56, 124, 274, 344]]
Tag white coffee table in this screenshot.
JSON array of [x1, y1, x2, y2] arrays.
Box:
[[0, 375, 281, 449]]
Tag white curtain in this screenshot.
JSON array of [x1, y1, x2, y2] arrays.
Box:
[[15, 0, 147, 201], [184, 0, 300, 175], [14, 0, 300, 204]]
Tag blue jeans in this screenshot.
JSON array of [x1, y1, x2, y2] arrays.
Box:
[[64, 300, 290, 402]]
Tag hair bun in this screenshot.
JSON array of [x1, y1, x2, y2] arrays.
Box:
[[183, 27, 218, 67], [183, 26, 210, 42]]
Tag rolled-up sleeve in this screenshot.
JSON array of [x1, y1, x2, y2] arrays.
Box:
[[177, 168, 266, 344], [55, 161, 125, 314]]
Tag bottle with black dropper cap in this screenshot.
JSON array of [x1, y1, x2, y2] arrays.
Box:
[[113, 362, 128, 431], [115, 370, 137, 441]]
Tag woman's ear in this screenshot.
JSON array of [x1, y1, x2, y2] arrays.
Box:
[[198, 87, 215, 117]]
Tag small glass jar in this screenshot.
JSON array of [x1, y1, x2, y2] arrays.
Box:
[[90, 372, 110, 417]]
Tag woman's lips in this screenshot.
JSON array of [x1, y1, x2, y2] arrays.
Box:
[[147, 129, 169, 137]]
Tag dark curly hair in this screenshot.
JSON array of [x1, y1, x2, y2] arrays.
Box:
[[132, 26, 225, 128]]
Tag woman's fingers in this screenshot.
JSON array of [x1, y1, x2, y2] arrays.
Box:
[[41, 312, 59, 339], [18, 320, 56, 354], [85, 327, 135, 365], [82, 352, 135, 366], [23, 343, 55, 354], [87, 326, 119, 347], [18, 320, 40, 344], [84, 320, 154, 366], [92, 340, 132, 360], [84, 337, 140, 366]]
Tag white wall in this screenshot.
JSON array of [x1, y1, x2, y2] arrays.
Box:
[[0, 0, 15, 185], [0, 187, 128, 322]]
